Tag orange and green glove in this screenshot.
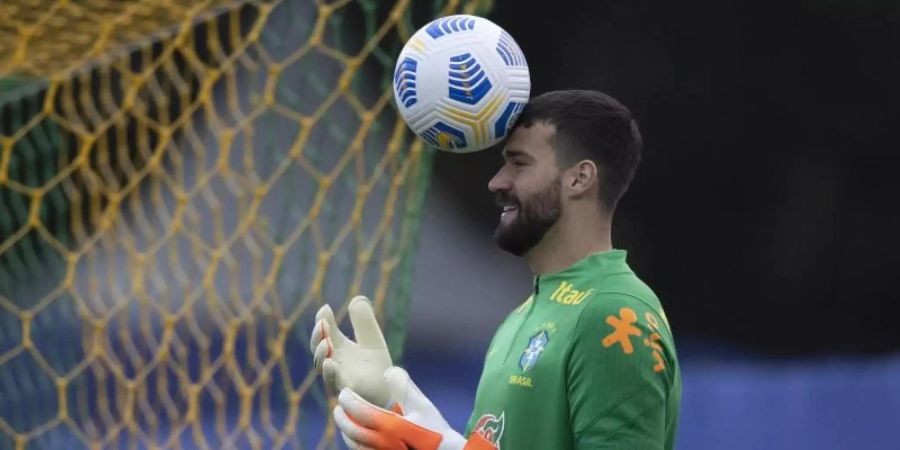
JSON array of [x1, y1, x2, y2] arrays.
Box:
[[333, 366, 496, 450]]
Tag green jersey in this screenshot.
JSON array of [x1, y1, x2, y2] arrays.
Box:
[[465, 250, 681, 449]]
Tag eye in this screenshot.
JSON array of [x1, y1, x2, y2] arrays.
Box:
[[511, 159, 527, 167]]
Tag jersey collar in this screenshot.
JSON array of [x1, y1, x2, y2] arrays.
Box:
[[533, 249, 628, 294]]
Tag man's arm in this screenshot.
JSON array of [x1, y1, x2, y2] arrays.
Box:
[[567, 294, 676, 449]]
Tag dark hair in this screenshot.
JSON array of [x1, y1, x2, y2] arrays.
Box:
[[515, 90, 643, 213]]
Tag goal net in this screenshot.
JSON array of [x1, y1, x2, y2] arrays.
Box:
[[0, 0, 491, 448]]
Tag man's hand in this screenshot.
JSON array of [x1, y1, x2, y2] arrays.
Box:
[[310, 295, 393, 407], [333, 367, 496, 450]]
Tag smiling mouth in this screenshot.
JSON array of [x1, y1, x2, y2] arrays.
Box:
[[501, 205, 518, 219]]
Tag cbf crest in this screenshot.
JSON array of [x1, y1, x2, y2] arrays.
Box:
[[519, 330, 549, 372]]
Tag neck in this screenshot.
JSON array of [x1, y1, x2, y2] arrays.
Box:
[[524, 203, 612, 276]]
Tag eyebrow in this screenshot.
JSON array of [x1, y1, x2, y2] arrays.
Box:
[[502, 148, 533, 161]]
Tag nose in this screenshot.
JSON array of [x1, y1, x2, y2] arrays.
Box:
[[488, 166, 511, 194]]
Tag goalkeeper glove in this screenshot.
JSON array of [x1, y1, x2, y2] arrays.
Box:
[[333, 366, 497, 450], [309, 295, 393, 408]]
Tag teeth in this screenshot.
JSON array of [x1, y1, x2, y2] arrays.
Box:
[[502, 205, 517, 213]]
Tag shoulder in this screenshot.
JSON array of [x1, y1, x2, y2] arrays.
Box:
[[572, 291, 661, 342], [565, 272, 680, 380], [570, 273, 675, 358], [580, 269, 664, 323], [567, 290, 680, 386], [582, 285, 673, 340]]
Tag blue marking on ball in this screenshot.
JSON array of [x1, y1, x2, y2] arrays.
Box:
[[496, 31, 527, 67], [447, 53, 492, 105], [394, 57, 419, 108], [425, 16, 476, 39], [494, 101, 526, 139]]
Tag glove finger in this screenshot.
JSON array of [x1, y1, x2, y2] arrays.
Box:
[[313, 339, 332, 372], [384, 367, 441, 421], [341, 432, 372, 450], [340, 385, 445, 450], [312, 305, 346, 351], [310, 305, 332, 352], [332, 404, 395, 449], [348, 296, 389, 350], [338, 388, 391, 431], [322, 358, 340, 393], [309, 319, 323, 354], [342, 431, 377, 450], [384, 366, 413, 411]]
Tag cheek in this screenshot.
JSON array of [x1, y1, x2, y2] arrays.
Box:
[[513, 165, 547, 185], [519, 168, 559, 194]]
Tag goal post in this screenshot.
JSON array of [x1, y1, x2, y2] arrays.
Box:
[[0, 0, 492, 448]]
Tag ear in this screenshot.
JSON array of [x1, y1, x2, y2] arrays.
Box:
[[565, 160, 598, 198]]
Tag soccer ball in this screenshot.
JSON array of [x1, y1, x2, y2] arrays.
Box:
[[392, 15, 531, 153]]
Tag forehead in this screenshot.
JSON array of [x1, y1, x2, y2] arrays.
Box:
[[502, 122, 556, 160]]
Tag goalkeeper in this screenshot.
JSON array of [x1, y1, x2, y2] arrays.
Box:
[[311, 90, 681, 449]]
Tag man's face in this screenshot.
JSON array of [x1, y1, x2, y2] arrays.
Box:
[[488, 122, 562, 256]]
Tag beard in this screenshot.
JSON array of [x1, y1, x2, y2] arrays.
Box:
[[492, 178, 562, 256]]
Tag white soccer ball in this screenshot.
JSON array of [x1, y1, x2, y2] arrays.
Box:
[[392, 15, 531, 153]]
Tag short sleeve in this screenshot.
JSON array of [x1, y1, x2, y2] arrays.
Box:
[[567, 294, 675, 449]]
